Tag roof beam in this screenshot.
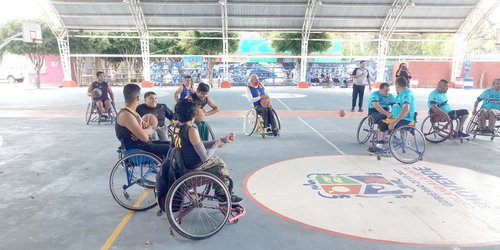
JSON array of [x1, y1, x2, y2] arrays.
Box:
[[377, 0, 412, 81], [124, 0, 151, 81], [300, 0, 320, 82]]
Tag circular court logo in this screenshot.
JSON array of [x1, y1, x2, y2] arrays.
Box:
[[245, 155, 500, 247]]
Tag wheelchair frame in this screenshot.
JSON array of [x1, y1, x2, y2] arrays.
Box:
[[243, 107, 281, 138], [421, 112, 468, 144], [85, 100, 116, 125], [466, 110, 500, 141]]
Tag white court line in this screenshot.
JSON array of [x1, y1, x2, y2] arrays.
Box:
[[276, 98, 292, 111], [468, 141, 500, 153], [298, 117, 346, 155]]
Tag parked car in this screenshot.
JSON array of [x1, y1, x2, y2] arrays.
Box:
[[0, 69, 25, 83]]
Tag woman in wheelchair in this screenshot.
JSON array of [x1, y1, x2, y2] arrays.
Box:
[[174, 99, 243, 204], [246, 74, 279, 136], [472, 78, 500, 134], [190, 82, 219, 140], [115, 84, 170, 159]]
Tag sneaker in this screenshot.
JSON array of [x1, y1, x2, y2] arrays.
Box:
[[375, 140, 386, 149], [457, 131, 470, 138], [216, 193, 244, 204], [367, 146, 378, 153], [272, 129, 278, 137], [358, 108, 363, 112], [351, 108, 355, 112]]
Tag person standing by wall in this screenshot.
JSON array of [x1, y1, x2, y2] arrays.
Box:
[[350, 61, 372, 112], [395, 63, 412, 83]]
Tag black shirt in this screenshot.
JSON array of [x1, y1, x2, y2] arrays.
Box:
[[136, 103, 174, 127], [190, 92, 208, 109], [176, 124, 202, 170]]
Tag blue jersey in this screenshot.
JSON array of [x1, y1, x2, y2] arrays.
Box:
[[91, 81, 109, 101], [368, 91, 395, 110], [478, 88, 500, 110], [179, 84, 194, 101], [248, 83, 267, 107], [393, 88, 416, 122], [428, 89, 452, 113]]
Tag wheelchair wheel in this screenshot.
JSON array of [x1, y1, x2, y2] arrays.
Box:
[[356, 116, 375, 144], [466, 112, 480, 135], [389, 126, 426, 164], [85, 103, 94, 125], [166, 171, 231, 240], [243, 109, 258, 136], [420, 114, 452, 143], [271, 109, 281, 131], [109, 152, 162, 211], [205, 122, 216, 141]]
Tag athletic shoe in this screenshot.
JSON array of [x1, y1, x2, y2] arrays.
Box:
[[216, 193, 243, 204], [358, 108, 363, 112], [457, 131, 470, 138], [351, 108, 355, 112]]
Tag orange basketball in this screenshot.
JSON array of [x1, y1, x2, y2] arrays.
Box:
[[92, 88, 102, 100], [141, 114, 158, 128], [339, 109, 346, 117], [260, 97, 272, 107]]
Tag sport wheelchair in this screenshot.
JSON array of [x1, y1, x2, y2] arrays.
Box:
[[466, 110, 500, 141], [109, 143, 246, 239], [85, 101, 116, 125], [421, 112, 468, 143], [366, 115, 426, 164], [243, 107, 281, 138]]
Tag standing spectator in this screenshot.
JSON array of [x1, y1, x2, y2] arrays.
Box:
[[395, 63, 412, 83], [350, 61, 372, 112]]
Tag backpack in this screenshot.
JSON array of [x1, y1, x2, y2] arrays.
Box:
[[155, 146, 187, 212]]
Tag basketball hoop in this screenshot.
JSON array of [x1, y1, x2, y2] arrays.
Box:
[[22, 23, 43, 44]]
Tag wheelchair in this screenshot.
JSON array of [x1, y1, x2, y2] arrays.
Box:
[[356, 115, 376, 144], [109, 145, 162, 211], [243, 107, 281, 138], [466, 110, 500, 141], [85, 100, 116, 125], [109, 143, 246, 239], [367, 115, 426, 164], [421, 112, 468, 143]]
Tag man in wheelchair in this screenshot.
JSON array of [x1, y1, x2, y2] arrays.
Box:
[[87, 71, 115, 119], [189, 82, 219, 140], [368, 82, 395, 123], [174, 99, 243, 204], [136, 91, 176, 141], [473, 78, 500, 134], [245, 74, 279, 136], [115, 84, 170, 159], [368, 77, 415, 152], [428, 79, 470, 138]]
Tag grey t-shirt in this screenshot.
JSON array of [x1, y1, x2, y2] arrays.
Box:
[[352, 68, 370, 86]]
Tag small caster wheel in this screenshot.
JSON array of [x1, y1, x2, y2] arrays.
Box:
[[156, 209, 163, 216]]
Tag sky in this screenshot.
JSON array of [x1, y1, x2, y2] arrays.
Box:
[[0, 0, 499, 27]]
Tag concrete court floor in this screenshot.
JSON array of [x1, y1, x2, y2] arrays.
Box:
[[0, 84, 499, 250]]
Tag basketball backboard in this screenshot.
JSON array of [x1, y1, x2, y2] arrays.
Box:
[[22, 23, 42, 44]]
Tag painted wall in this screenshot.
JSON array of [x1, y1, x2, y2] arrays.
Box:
[[468, 62, 500, 88], [28, 55, 63, 86], [393, 61, 452, 88]]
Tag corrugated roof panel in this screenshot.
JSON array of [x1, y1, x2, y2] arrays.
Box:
[[228, 6, 305, 16], [52, 3, 130, 15], [141, 5, 220, 16]]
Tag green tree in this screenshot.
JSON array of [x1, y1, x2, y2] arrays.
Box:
[[271, 32, 331, 81], [69, 32, 110, 86], [180, 31, 239, 86], [105, 32, 141, 83], [0, 19, 59, 88]]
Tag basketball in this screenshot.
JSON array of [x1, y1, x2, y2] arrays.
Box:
[[260, 97, 272, 107], [141, 114, 158, 128], [339, 109, 346, 117], [92, 88, 102, 100]]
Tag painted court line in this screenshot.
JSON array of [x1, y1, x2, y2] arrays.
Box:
[[101, 189, 151, 250], [468, 141, 500, 153], [297, 117, 345, 155]]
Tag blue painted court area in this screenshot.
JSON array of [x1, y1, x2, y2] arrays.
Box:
[[0, 85, 499, 250]]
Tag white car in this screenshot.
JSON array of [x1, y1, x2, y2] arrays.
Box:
[[0, 69, 25, 83]]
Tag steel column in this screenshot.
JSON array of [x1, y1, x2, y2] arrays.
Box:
[[126, 0, 151, 81]]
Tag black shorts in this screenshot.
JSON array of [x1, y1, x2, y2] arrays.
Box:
[[448, 109, 469, 120]]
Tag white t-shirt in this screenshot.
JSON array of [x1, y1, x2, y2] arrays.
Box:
[[352, 68, 370, 86]]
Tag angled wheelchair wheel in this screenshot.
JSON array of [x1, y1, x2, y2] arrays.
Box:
[[243, 109, 258, 136], [271, 108, 281, 131], [421, 114, 452, 143], [166, 171, 231, 240], [389, 126, 426, 164], [85, 103, 94, 125], [466, 112, 480, 135], [205, 122, 216, 141], [109, 151, 162, 211], [356, 116, 375, 144]]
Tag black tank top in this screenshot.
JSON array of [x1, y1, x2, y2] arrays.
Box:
[[190, 92, 208, 109], [174, 124, 202, 170], [91, 81, 109, 100], [115, 107, 143, 149]]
